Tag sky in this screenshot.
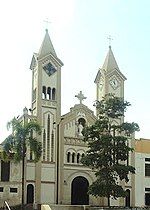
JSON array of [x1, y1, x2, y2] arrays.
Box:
[[0, 0, 150, 142]]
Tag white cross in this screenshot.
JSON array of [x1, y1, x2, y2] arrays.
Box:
[[75, 91, 87, 104], [107, 35, 113, 46], [44, 18, 51, 30]]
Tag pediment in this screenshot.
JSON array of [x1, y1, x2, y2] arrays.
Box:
[[61, 104, 96, 138]]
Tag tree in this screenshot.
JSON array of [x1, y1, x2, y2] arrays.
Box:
[[81, 94, 139, 206], [2, 116, 42, 210]]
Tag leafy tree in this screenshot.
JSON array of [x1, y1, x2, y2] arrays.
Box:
[[81, 94, 139, 206], [2, 116, 42, 209]]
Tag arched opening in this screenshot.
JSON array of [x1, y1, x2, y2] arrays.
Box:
[[52, 88, 56, 100], [27, 184, 34, 204], [72, 152, 75, 163], [42, 86, 46, 99], [77, 153, 80, 163], [125, 189, 130, 207], [67, 152, 70, 163], [47, 87, 51, 100], [71, 176, 89, 205], [82, 153, 85, 158]]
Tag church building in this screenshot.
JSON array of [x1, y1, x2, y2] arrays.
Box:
[[0, 29, 147, 208]]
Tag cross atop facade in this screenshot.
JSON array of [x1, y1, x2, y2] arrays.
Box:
[[44, 18, 51, 30], [107, 35, 113, 46], [75, 91, 87, 104]]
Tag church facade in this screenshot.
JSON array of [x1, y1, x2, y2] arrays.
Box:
[[0, 30, 148, 208]]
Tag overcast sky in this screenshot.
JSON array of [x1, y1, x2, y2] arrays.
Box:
[[0, 0, 150, 142]]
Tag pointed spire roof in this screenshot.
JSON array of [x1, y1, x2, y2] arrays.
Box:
[[102, 46, 119, 72], [38, 29, 57, 59]]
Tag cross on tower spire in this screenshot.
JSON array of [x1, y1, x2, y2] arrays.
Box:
[[75, 91, 87, 104], [44, 18, 51, 31], [107, 35, 113, 47]]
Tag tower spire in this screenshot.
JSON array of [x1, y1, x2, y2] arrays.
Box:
[[102, 45, 119, 72], [38, 28, 57, 58]]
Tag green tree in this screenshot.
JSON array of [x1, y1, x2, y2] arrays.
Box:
[[81, 94, 139, 206], [2, 116, 42, 210]]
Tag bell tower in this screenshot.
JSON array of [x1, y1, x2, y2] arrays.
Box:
[[94, 45, 126, 102], [30, 29, 63, 204], [94, 46, 135, 207]]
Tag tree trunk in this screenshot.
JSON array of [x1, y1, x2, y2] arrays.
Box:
[[22, 139, 26, 210], [22, 154, 25, 210]]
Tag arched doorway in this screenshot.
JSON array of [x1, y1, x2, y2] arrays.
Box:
[[71, 176, 89, 205], [27, 184, 34, 204], [125, 189, 130, 207]]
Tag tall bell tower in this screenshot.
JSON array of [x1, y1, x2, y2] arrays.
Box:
[[94, 45, 135, 207], [30, 29, 63, 204]]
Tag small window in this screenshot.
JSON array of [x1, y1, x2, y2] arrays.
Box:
[[145, 158, 150, 162], [145, 193, 150, 205], [145, 164, 150, 176], [10, 188, 17, 193], [0, 187, 3, 192]]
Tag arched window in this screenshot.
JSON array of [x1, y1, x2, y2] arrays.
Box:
[[52, 88, 56, 100], [47, 87, 51, 100], [77, 153, 80, 163], [42, 86, 46, 99], [81, 153, 85, 158], [67, 152, 70, 163], [72, 153, 75, 163]]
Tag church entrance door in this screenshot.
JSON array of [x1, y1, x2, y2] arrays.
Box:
[[27, 184, 34, 204], [71, 176, 89, 205]]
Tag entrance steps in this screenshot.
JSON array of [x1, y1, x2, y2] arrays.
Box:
[[41, 204, 89, 210]]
